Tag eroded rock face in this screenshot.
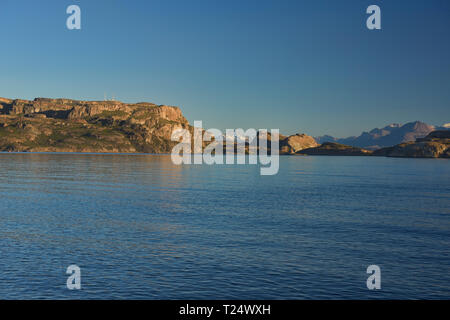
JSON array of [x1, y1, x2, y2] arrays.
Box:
[[280, 134, 319, 154], [0, 97, 190, 153]]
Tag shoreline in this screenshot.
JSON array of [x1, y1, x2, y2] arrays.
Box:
[[0, 150, 447, 159]]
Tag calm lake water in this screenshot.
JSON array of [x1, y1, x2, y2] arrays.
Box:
[[0, 153, 449, 299]]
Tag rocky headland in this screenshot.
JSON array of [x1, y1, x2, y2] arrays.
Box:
[[0, 97, 190, 153], [0, 97, 323, 155]]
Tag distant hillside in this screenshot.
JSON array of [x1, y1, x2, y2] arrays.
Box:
[[373, 130, 450, 158], [315, 121, 447, 149], [297, 142, 372, 156]]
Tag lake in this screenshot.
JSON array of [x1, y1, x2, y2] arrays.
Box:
[[0, 153, 449, 299]]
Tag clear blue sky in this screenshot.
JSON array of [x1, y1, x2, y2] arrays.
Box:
[[1, 0, 449, 137]]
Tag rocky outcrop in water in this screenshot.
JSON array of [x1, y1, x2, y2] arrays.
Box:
[[280, 134, 319, 154]]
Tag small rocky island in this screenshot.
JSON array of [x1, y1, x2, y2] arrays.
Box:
[[0, 97, 448, 158]]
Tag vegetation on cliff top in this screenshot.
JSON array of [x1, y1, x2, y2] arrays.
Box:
[[0, 97, 189, 153]]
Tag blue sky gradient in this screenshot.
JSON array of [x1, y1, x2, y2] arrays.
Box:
[[1, 0, 449, 137]]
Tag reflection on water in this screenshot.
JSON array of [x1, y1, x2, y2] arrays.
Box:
[[0, 153, 449, 299]]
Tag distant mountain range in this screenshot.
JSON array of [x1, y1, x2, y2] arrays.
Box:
[[315, 121, 450, 150]]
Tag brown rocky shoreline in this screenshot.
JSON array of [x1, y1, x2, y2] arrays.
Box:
[[0, 97, 448, 158]]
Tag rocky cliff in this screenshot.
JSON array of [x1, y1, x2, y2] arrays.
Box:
[[0, 97, 190, 153]]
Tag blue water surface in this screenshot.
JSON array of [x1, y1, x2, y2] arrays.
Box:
[[0, 154, 449, 299]]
